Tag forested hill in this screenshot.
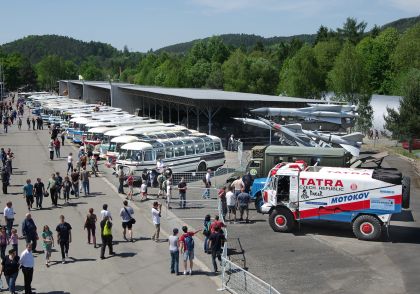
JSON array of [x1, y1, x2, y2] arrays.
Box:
[[0, 35, 119, 64], [156, 33, 316, 54], [157, 15, 420, 54]]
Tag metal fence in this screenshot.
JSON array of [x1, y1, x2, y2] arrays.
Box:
[[217, 193, 280, 294]]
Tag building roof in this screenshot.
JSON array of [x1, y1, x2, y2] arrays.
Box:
[[119, 85, 321, 103]]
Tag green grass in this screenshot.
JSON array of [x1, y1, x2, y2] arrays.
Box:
[[387, 146, 420, 160]]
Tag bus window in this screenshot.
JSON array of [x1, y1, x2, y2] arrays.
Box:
[[185, 145, 194, 155], [165, 147, 173, 158], [175, 147, 185, 157], [196, 143, 205, 154], [214, 142, 221, 151], [205, 142, 214, 152], [156, 148, 165, 159], [144, 149, 154, 161]]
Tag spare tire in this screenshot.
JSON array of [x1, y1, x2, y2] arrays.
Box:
[[402, 176, 411, 209]]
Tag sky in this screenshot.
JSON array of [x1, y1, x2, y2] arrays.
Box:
[[0, 0, 418, 52]]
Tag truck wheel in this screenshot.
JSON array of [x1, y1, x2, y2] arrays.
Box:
[[402, 176, 411, 209], [352, 215, 382, 241], [254, 192, 263, 213], [269, 208, 295, 233], [197, 162, 207, 172]]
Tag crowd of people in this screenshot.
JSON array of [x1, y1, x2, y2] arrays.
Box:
[[0, 96, 234, 294]]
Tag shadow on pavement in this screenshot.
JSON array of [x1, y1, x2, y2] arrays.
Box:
[[391, 210, 415, 222]]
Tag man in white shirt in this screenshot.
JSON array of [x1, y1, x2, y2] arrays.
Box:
[[119, 201, 134, 242], [151, 201, 162, 241], [4, 201, 15, 236], [67, 152, 74, 175], [20, 243, 34, 294], [202, 169, 212, 199], [226, 186, 237, 223], [156, 158, 165, 174], [100, 204, 112, 221]]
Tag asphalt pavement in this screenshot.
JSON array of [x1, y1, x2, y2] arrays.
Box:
[[0, 111, 219, 293]]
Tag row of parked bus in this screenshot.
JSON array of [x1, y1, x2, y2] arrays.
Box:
[[31, 95, 226, 176]]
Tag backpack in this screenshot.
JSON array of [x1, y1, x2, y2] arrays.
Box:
[[184, 234, 194, 251]]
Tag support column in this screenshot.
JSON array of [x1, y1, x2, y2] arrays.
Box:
[[177, 104, 180, 125], [148, 99, 151, 118], [142, 97, 145, 117], [154, 101, 157, 119], [186, 107, 189, 128], [196, 107, 200, 131], [168, 103, 171, 123]]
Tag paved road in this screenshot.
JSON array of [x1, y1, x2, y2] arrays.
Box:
[[0, 113, 219, 293], [226, 155, 420, 294]]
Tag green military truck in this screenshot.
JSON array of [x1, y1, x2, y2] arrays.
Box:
[[246, 145, 352, 178]]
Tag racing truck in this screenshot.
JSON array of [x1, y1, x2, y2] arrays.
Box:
[[260, 161, 410, 241]]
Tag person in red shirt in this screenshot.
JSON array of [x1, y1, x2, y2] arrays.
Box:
[[179, 226, 201, 275], [210, 215, 226, 233]]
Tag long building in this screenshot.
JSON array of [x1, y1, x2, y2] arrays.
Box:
[[58, 80, 324, 141]]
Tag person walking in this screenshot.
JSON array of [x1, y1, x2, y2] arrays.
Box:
[[19, 243, 34, 294], [178, 177, 187, 209], [21, 214, 37, 252], [66, 153, 74, 175], [84, 208, 97, 248], [17, 116, 22, 130], [33, 178, 45, 209], [53, 138, 61, 158], [70, 168, 80, 198], [169, 228, 179, 275], [46, 174, 58, 207], [1, 248, 20, 294], [203, 214, 211, 253], [9, 229, 19, 254], [179, 226, 201, 275], [56, 215, 72, 264], [4, 202, 15, 237], [231, 176, 244, 197], [26, 117, 30, 131], [41, 225, 54, 267], [126, 172, 134, 201], [0, 227, 8, 260], [207, 226, 226, 274], [31, 117, 35, 130], [117, 166, 125, 194], [120, 201, 134, 242], [100, 216, 115, 259], [62, 176, 71, 203], [237, 187, 251, 222], [218, 186, 227, 219], [226, 186, 237, 223], [60, 130, 66, 146], [48, 139, 54, 160], [166, 178, 172, 209], [210, 215, 226, 234], [23, 179, 34, 211], [55, 172, 63, 200], [202, 169, 211, 199], [140, 181, 147, 201], [80, 167, 90, 196], [1, 167, 10, 194], [151, 202, 161, 242], [100, 204, 112, 221]]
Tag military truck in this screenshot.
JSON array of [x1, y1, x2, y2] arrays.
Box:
[[246, 145, 352, 212], [246, 145, 352, 178]]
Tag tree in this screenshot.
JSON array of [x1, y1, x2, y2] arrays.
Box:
[[222, 49, 250, 92], [328, 42, 372, 132], [384, 68, 420, 152], [36, 55, 76, 90], [205, 62, 224, 89], [392, 24, 420, 72], [0, 53, 36, 90], [185, 59, 212, 88], [80, 58, 104, 80], [337, 17, 367, 44], [247, 57, 278, 94], [357, 28, 399, 94], [313, 39, 342, 91], [315, 25, 329, 44], [278, 45, 323, 98]]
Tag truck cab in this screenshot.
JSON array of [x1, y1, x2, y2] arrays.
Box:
[[261, 162, 411, 241]]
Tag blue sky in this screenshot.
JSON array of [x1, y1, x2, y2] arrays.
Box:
[[0, 0, 418, 52]]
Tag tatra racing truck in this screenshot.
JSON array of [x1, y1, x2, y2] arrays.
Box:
[[260, 161, 410, 241]]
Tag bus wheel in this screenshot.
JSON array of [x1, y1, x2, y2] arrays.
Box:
[[352, 215, 382, 241], [197, 162, 207, 172], [269, 207, 295, 233], [254, 192, 263, 213]]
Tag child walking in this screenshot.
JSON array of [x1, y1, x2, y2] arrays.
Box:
[[42, 225, 54, 267], [9, 228, 19, 253]]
